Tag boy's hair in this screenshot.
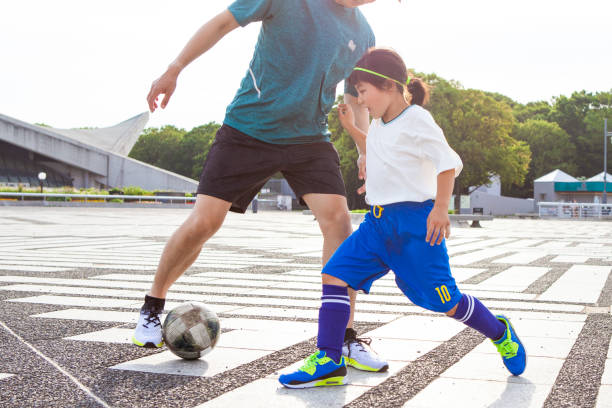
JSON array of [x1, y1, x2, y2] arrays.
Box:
[[348, 48, 430, 106]]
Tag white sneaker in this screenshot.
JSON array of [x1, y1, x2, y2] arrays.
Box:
[[132, 308, 164, 348], [342, 336, 389, 372]]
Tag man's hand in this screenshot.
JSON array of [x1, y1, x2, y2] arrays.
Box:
[[426, 205, 451, 246], [356, 154, 366, 194], [147, 66, 180, 113]]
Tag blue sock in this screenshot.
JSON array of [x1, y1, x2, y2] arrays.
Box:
[[452, 294, 506, 341], [317, 284, 350, 363]]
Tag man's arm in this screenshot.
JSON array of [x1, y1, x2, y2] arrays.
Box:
[[147, 10, 240, 112]]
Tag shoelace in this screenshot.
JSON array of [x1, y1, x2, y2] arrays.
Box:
[[348, 336, 374, 356], [299, 353, 321, 375], [142, 310, 161, 329], [495, 338, 518, 358]]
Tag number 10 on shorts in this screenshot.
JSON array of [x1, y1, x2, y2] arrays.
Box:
[[435, 285, 451, 303]]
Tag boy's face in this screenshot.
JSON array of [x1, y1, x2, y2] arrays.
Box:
[[335, 0, 376, 8], [355, 81, 393, 120]]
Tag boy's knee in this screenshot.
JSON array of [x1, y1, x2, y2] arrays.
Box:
[[322, 273, 349, 287], [445, 303, 459, 317]]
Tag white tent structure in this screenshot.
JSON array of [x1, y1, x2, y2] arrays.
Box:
[[586, 172, 612, 182], [534, 169, 579, 183]]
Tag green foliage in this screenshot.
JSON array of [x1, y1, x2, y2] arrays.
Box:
[[122, 186, 153, 196], [513, 101, 553, 123], [427, 78, 530, 195], [129, 123, 220, 180], [504, 120, 576, 197]]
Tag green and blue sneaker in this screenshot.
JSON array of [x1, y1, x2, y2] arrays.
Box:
[[492, 315, 526, 376], [279, 351, 347, 389]]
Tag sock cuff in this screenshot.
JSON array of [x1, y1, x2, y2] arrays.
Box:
[[453, 294, 475, 323], [144, 294, 165, 312]]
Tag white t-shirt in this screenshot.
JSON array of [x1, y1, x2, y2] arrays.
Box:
[[365, 105, 463, 206]]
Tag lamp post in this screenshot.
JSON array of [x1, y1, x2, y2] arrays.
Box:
[[37, 171, 46, 194], [605, 119, 612, 204]]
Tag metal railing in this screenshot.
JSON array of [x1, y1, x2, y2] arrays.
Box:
[[0, 192, 196, 204], [538, 202, 612, 219]]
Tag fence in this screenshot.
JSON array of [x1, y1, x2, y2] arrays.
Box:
[[538, 202, 612, 219], [0, 192, 196, 204]]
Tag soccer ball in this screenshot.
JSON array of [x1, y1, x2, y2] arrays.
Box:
[[162, 302, 220, 360]]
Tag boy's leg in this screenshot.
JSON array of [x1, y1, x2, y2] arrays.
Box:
[[303, 193, 388, 371], [279, 275, 351, 388], [447, 295, 527, 376], [133, 194, 231, 348], [317, 275, 352, 363]]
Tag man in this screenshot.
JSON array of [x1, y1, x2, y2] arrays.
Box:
[[133, 0, 388, 372]]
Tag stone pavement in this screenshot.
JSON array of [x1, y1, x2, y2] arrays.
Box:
[[0, 206, 611, 408]]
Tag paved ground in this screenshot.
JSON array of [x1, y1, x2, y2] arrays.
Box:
[[0, 206, 611, 408]]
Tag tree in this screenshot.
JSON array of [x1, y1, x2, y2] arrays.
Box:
[[129, 126, 186, 175], [427, 80, 531, 200], [180, 123, 220, 179], [549, 90, 612, 178], [513, 101, 553, 123], [583, 105, 612, 178], [505, 119, 576, 197]]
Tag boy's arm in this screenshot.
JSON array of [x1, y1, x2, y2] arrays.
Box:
[[343, 94, 368, 155], [147, 10, 239, 112], [340, 94, 368, 193], [426, 169, 455, 246]]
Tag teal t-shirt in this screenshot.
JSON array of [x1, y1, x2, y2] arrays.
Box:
[[226, 0, 374, 144]]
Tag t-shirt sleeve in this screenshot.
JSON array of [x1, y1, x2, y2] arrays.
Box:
[[228, 0, 277, 26], [415, 110, 463, 177]]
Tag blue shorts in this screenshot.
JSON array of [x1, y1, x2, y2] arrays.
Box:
[[322, 200, 462, 313]]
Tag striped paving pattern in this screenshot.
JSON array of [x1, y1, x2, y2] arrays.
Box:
[[0, 207, 611, 407]]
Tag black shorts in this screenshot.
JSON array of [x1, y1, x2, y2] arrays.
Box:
[[197, 124, 346, 213]]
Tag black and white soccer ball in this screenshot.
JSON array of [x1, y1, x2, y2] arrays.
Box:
[[162, 302, 220, 360]]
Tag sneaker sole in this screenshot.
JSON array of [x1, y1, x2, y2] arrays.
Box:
[[281, 376, 347, 389], [132, 336, 163, 348], [347, 358, 389, 373]]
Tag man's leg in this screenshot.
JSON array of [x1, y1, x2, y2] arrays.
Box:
[[133, 194, 231, 347], [302, 193, 355, 324]]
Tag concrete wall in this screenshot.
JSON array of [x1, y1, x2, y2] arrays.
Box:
[[1, 113, 198, 192], [106, 154, 198, 192], [0, 115, 108, 176], [534, 181, 558, 204], [470, 191, 536, 215]]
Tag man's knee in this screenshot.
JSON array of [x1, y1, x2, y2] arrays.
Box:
[[189, 215, 223, 242], [317, 208, 351, 237]]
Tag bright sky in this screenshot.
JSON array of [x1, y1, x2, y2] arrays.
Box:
[[2, 0, 611, 130]]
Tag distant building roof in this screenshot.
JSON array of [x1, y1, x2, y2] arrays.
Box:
[[534, 169, 579, 183], [586, 171, 612, 182], [47, 112, 149, 156]]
